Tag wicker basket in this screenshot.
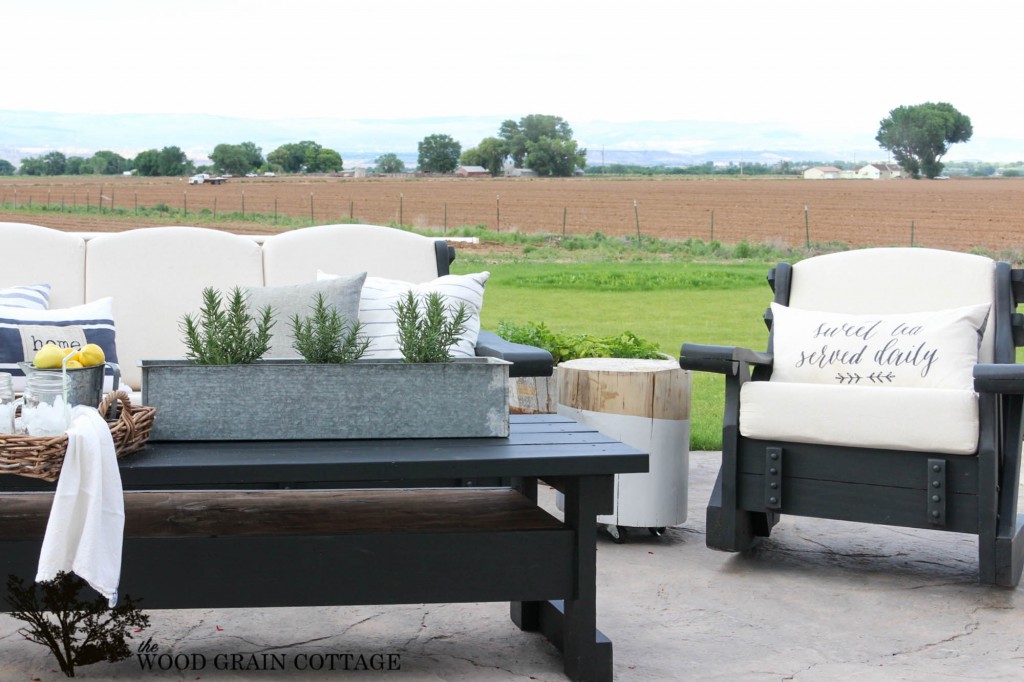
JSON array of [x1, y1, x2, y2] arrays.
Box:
[[0, 391, 156, 482]]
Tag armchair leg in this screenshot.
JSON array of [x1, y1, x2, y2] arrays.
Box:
[[706, 467, 775, 552], [992, 514, 1024, 587]]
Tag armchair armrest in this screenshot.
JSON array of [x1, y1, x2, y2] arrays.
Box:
[[680, 343, 773, 377], [475, 331, 554, 378], [974, 364, 1024, 394]]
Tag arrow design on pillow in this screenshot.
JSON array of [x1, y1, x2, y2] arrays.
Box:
[[835, 372, 862, 384], [868, 372, 896, 383]]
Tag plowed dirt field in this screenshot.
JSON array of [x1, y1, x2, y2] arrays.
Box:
[[2, 175, 1022, 253]]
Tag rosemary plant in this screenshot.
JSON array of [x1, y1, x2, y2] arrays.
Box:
[[290, 292, 370, 363], [180, 286, 274, 364], [393, 291, 470, 363]]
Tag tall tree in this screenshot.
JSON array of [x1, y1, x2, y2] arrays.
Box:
[[876, 102, 972, 179], [41, 151, 67, 175], [157, 146, 189, 176], [266, 141, 339, 173], [375, 153, 405, 174], [0, 159, 15, 175], [460, 137, 507, 176], [90, 150, 129, 175], [211, 142, 264, 175], [525, 136, 586, 177], [133, 149, 161, 176], [497, 115, 586, 176], [417, 134, 461, 173]]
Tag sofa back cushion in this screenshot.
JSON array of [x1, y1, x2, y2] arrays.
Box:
[[85, 227, 265, 389], [0, 222, 86, 309], [262, 224, 444, 286]]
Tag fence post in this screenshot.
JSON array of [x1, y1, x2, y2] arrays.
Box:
[[310, 192, 314, 224], [496, 194, 500, 232], [633, 200, 641, 240], [563, 207, 567, 236], [911, 220, 915, 247], [710, 209, 714, 241], [183, 191, 187, 217], [134, 193, 138, 215], [804, 204, 810, 247], [399, 193, 403, 226], [241, 191, 245, 218]]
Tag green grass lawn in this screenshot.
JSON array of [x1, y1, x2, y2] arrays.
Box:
[[451, 259, 775, 450]]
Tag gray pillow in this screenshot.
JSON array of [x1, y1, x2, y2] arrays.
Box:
[[245, 273, 367, 358]]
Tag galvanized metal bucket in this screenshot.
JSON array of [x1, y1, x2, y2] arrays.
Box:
[[18, 361, 121, 410]]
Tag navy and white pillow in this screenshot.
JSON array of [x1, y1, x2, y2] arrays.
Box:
[[0, 284, 51, 310], [0, 297, 118, 390]]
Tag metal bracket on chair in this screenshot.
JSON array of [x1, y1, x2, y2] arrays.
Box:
[[764, 447, 783, 510], [927, 459, 947, 526]]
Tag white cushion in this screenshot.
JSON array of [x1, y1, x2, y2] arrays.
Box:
[[86, 227, 265, 389], [0, 283, 50, 310], [0, 298, 118, 391], [263, 224, 443, 286], [244, 273, 366, 358], [769, 302, 990, 390], [0, 223, 86, 309], [319, 270, 489, 359], [739, 381, 979, 455], [788, 248, 996, 362]]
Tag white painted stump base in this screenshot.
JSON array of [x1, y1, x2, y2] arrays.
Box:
[[555, 357, 691, 529]]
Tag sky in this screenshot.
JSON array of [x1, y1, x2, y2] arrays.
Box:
[[4, 0, 1022, 161]]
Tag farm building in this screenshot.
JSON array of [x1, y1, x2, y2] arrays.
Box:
[[857, 163, 902, 180], [803, 166, 842, 180], [455, 166, 489, 177]]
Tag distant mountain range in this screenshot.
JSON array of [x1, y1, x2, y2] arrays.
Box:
[[2, 110, 1020, 168]]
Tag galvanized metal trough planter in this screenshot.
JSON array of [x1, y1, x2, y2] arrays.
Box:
[[140, 357, 511, 441]]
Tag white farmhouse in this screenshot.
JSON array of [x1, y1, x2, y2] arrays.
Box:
[[803, 166, 842, 180], [857, 163, 902, 180]]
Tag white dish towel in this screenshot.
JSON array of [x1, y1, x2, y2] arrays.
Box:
[[36, 405, 125, 607]]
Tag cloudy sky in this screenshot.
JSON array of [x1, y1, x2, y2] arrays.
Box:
[[5, 0, 1020, 161]]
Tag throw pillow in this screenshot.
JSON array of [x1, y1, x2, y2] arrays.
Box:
[[0, 284, 50, 310], [244, 273, 367, 358], [0, 297, 119, 390], [769, 302, 990, 390], [318, 270, 489, 359]]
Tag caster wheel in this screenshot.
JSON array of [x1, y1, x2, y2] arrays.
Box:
[[605, 524, 627, 543], [648, 527, 666, 537]]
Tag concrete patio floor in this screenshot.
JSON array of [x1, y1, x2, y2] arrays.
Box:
[[2, 450, 1022, 681]]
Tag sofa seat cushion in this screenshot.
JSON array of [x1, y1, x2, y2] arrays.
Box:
[[739, 381, 979, 455]]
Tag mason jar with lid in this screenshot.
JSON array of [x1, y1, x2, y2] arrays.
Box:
[[0, 372, 15, 434], [21, 371, 69, 437]]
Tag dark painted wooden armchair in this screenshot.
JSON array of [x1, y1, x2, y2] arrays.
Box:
[[680, 247, 1024, 586]]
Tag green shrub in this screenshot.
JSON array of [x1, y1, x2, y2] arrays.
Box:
[[496, 320, 662, 365]]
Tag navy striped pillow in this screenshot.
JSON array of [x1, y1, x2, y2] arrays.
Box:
[[0, 284, 50, 310], [0, 297, 118, 390]]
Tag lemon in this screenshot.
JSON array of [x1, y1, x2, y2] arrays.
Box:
[[65, 359, 83, 369], [32, 344, 65, 369], [78, 343, 105, 367], [62, 348, 76, 358]]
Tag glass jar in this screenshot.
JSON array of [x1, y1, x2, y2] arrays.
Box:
[[0, 372, 15, 434], [21, 370, 69, 437]]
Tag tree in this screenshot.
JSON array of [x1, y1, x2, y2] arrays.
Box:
[[497, 115, 586, 176], [0, 159, 15, 175], [133, 149, 161, 176], [460, 137, 507, 176], [307, 147, 343, 173], [375, 153, 405, 174], [876, 102, 972, 179], [210, 141, 263, 176], [90, 150, 129, 175], [41, 151, 67, 175], [417, 134, 461, 173], [525, 136, 586, 177], [18, 157, 46, 176], [158, 146, 189, 176], [65, 156, 89, 175]]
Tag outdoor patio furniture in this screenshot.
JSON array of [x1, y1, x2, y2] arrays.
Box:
[[680, 247, 1024, 586]]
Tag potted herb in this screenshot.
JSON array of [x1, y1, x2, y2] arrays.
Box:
[[141, 287, 510, 441], [496, 321, 664, 413]]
